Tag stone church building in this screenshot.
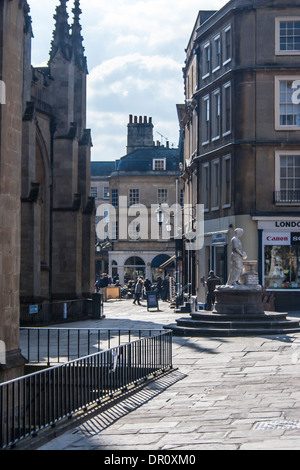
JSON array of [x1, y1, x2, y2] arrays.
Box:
[[0, 0, 94, 381]]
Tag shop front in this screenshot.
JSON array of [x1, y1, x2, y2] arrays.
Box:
[[254, 217, 300, 311]]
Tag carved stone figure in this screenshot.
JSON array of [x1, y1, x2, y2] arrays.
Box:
[[226, 228, 247, 285]]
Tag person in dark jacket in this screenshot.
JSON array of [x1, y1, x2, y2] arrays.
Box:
[[162, 276, 170, 301], [206, 271, 221, 310], [133, 278, 144, 305]]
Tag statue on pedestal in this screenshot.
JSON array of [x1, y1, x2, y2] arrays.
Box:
[[226, 228, 247, 286]]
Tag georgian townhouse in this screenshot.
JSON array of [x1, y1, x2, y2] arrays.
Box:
[[179, 0, 300, 311]]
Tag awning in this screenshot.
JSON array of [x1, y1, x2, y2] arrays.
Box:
[[159, 255, 176, 269]]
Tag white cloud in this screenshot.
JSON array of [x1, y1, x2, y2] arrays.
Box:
[[28, 0, 229, 161]]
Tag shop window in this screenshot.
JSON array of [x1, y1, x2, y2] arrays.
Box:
[[124, 256, 146, 282], [264, 244, 300, 290]]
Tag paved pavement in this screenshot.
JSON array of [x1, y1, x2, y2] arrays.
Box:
[[23, 298, 300, 450]]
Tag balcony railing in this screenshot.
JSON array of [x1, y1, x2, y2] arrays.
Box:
[[0, 328, 173, 450], [274, 190, 300, 204]]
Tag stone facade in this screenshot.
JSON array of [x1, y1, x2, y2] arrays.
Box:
[[0, 0, 94, 382], [0, 0, 28, 381], [94, 115, 184, 285], [20, 0, 94, 303], [180, 0, 300, 311]]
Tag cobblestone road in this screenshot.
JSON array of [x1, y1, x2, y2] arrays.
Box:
[[21, 299, 300, 450]]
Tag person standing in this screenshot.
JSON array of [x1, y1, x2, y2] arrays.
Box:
[[162, 276, 170, 301], [206, 271, 221, 310]]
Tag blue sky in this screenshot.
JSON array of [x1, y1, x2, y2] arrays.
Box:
[[28, 0, 228, 161]]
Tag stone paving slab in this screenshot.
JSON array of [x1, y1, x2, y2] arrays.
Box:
[[18, 299, 300, 451]]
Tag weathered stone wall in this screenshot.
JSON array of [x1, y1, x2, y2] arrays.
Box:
[[0, 0, 27, 381]]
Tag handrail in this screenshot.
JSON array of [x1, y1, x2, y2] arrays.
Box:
[[20, 328, 166, 366]]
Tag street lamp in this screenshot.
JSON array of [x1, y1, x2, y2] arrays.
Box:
[[156, 205, 164, 225], [165, 219, 172, 233]]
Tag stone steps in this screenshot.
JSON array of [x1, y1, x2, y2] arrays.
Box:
[[190, 312, 288, 321], [164, 311, 300, 337], [165, 321, 300, 337]]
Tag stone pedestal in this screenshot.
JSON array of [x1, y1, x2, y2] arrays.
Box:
[[213, 285, 264, 315], [213, 260, 263, 315]]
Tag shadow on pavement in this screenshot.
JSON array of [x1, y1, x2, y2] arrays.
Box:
[[72, 369, 186, 437]]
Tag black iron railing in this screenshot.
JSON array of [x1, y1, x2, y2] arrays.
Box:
[[20, 328, 167, 366], [274, 190, 300, 204], [0, 329, 172, 450]]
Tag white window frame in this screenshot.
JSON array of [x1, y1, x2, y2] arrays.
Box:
[[90, 186, 98, 199], [111, 188, 118, 207], [202, 95, 210, 145], [153, 158, 166, 171], [112, 221, 118, 240], [129, 188, 140, 206], [212, 89, 221, 141], [212, 34, 221, 73], [223, 25, 232, 65], [275, 17, 300, 56], [157, 189, 168, 204], [211, 159, 220, 211], [202, 42, 211, 79], [275, 75, 300, 130], [103, 186, 110, 199], [222, 81, 232, 136], [275, 150, 300, 195], [222, 154, 232, 208], [202, 163, 210, 212]]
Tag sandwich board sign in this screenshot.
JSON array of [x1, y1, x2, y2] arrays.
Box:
[[147, 292, 159, 311]]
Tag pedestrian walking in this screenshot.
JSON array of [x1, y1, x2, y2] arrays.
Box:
[[206, 271, 221, 310], [133, 278, 144, 305]]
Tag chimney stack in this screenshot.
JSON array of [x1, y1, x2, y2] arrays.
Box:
[[126, 114, 154, 154]]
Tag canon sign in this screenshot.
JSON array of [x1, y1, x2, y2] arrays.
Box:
[[266, 235, 289, 242], [264, 232, 291, 245]]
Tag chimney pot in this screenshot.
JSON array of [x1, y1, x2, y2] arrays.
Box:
[[134, 116, 137, 123], [129, 114, 133, 124], [139, 116, 142, 123]]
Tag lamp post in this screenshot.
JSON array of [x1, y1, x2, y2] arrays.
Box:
[[156, 204, 163, 239]]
